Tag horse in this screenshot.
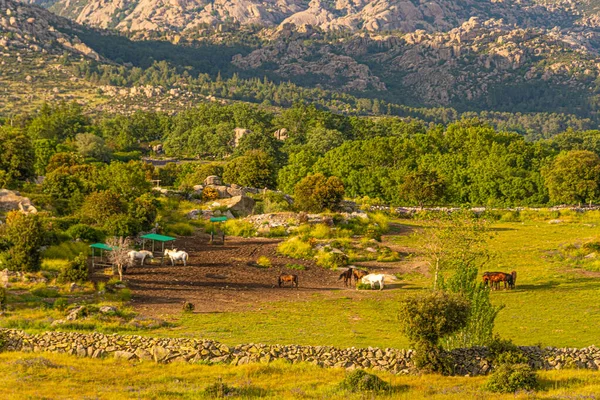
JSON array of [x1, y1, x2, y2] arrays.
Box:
[[483, 271, 514, 290], [278, 274, 298, 289], [338, 268, 354, 287], [510, 270, 517, 289], [128, 250, 154, 266], [361, 274, 385, 290], [352, 268, 368, 285], [164, 249, 189, 266]]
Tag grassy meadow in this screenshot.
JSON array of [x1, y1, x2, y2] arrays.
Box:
[[1, 351, 600, 399]]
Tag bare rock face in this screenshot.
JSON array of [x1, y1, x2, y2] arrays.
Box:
[[0, 189, 37, 214]]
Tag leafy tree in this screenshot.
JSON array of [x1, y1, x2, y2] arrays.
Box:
[[79, 191, 126, 225], [399, 291, 470, 373], [277, 150, 319, 194], [294, 173, 345, 212], [33, 139, 58, 176], [45, 152, 85, 173], [400, 169, 446, 208], [542, 150, 600, 205], [306, 126, 344, 155], [223, 150, 277, 188], [102, 161, 152, 200], [0, 126, 35, 185], [1, 211, 45, 272], [27, 102, 90, 141], [128, 193, 159, 231], [75, 133, 111, 162]]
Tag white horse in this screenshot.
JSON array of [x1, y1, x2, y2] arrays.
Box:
[[165, 249, 189, 266], [361, 274, 385, 290], [128, 250, 154, 266]]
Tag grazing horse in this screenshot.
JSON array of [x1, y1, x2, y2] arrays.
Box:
[[164, 249, 189, 266], [483, 271, 514, 290], [338, 268, 354, 287], [128, 250, 154, 266], [361, 274, 385, 290], [352, 268, 368, 285], [278, 274, 298, 289]]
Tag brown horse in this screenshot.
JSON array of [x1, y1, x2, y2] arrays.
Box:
[[338, 268, 354, 287], [352, 268, 368, 285], [483, 271, 514, 290], [278, 274, 298, 289]]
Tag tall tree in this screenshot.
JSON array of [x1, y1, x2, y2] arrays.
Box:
[[543, 150, 600, 205]]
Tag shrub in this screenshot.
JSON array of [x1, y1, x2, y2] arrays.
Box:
[[42, 242, 88, 260], [57, 253, 89, 284], [277, 237, 314, 259], [263, 226, 287, 238], [3, 211, 45, 272], [256, 256, 271, 268], [165, 222, 195, 236], [222, 219, 256, 238], [294, 173, 345, 212], [315, 249, 348, 269], [102, 214, 139, 237], [0, 287, 6, 309], [500, 211, 521, 222], [79, 191, 126, 225], [369, 213, 390, 233], [399, 291, 470, 373], [339, 369, 390, 393], [311, 224, 332, 239], [377, 247, 401, 262], [285, 263, 306, 271], [182, 302, 195, 313], [202, 186, 220, 201], [66, 224, 105, 242], [365, 224, 382, 242], [53, 297, 68, 311], [483, 363, 538, 393]]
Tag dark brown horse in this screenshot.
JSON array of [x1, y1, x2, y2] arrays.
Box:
[[483, 271, 515, 290], [338, 268, 354, 287], [278, 274, 298, 289]]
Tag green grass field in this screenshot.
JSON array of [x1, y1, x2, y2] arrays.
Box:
[[1, 352, 599, 399]]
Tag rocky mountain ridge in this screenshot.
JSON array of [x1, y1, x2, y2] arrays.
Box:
[[17, 0, 600, 34]]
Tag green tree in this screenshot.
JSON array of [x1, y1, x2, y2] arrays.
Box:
[[400, 169, 446, 208], [102, 161, 152, 200], [128, 193, 159, 231], [542, 150, 600, 205], [27, 102, 90, 141], [306, 126, 344, 155], [33, 139, 58, 176], [1, 211, 45, 272], [79, 191, 126, 226], [293, 173, 345, 212], [0, 126, 35, 185], [223, 150, 277, 188], [277, 150, 319, 194], [75, 133, 111, 162]]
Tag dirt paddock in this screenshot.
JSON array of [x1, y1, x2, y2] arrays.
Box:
[[110, 234, 409, 316]]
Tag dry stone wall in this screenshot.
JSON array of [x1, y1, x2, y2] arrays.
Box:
[[1, 329, 599, 376]]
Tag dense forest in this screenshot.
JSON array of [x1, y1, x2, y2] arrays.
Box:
[[2, 101, 600, 210]]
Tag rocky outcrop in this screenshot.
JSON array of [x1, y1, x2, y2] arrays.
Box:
[[0, 189, 37, 214], [2, 329, 600, 376]]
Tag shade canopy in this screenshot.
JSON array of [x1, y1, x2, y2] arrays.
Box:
[[89, 243, 115, 251], [210, 216, 228, 222], [140, 233, 176, 242]]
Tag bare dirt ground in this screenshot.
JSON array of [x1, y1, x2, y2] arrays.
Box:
[[118, 231, 418, 316]]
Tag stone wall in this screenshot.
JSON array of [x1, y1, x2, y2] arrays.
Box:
[[1, 329, 599, 376]]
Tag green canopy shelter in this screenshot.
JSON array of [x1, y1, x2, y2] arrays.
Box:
[[141, 233, 176, 264], [89, 243, 115, 270]]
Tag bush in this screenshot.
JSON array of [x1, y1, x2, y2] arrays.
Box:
[[263, 226, 287, 238], [315, 249, 349, 269], [277, 237, 314, 259], [222, 219, 256, 237], [365, 224, 382, 242], [294, 173, 345, 213], [3, 211, 45, 272], [255, 256, 271, 268], [102, 214, 139, 237], [42, 242, 89, 260], [484, 363, 538, 393], [165, 222, 195, 236], [369, 213, 390, 233], [399, 291, 470, 373], [339, 369, 390, 393], [202, 187, 220, 201], [311, 224, 332, 239], [285, 263, 306, 271], [377, 247, 401, 262], [0, 287, 6, 309], [66, 224, 105, 242], [53, 297, 68, 311], [57, 253, 89, 284]]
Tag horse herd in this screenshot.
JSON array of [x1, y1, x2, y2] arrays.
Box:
[[127, 249, 517, 292]]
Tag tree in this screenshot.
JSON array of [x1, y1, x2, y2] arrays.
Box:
[[1, 211, 45, 272], [75, 133, 111, 162], [223, 150, 277, 188], [128, 193, 159, 231], [105, 237, 132, 282], [294, 173, 345, 212], [0, 126, 35, 185], [33, 139, 58, 176], [306, 126, 344, 155], [399, 291, 470, 373], [542, 150, 600, 205], [277, 150, 319, 194], [400, 169, 446, 208], [102, 161, 152, 200], [79, 191, 126, 225]]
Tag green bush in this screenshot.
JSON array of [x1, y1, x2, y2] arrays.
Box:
[[311, 224, 332, 239], [285, 263, 306, 271], [222, 219, 256, 238], [277, 237, 314, 259], [102, 214, 139, 237], [487, 336, 528, 366], [339, 369, 390, 393], [0, 287, 6, 309], [57, 253, 89, 284], [315, 249, 348, 269], [112, 151, 142, 162], [66, 224, 105, 242], [499, 211, 521, 222], [263, 226, 287, 238], [365, 224, 382, 242], [3, 211, 45, 272], [53, 297, 68, 311], [376, 247, 401, 262], [483, 363, 538, 393], [368, 213, 390, 233], [42, 241, 89, 260], [165, 222, 195, 236]]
